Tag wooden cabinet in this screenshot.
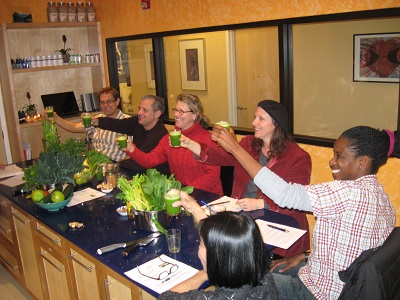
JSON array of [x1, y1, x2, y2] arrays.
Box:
[[67, 244, 100, 300], [0, 196, 20, 279], [11, 205, 45, 299], [0, 22, 106, 162], [33, 220, 73, 300]]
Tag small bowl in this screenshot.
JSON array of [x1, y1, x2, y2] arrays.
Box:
[[35, 194, 73, 213], [101, 188, 113, 194], [116, 206, 127, 216], [204, 204, 226, 216]]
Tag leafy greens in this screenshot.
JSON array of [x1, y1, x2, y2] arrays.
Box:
[[116, 168, 194, 211]]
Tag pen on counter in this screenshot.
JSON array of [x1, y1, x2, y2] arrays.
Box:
[[267, 224, 289, 233], [201, 200, 216, 215], [12, 189, 30, 197]]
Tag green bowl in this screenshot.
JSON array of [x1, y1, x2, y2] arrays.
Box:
[[35, 193, 73, 212]]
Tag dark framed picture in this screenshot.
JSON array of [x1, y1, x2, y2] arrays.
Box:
[[353, 33, 400, 83], [179, 39, 206, 90]]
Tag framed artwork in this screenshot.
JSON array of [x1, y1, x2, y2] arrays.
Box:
[[144, 44, 155, 89], [353, 33, 400, 83], [179, 39, 206, 90]]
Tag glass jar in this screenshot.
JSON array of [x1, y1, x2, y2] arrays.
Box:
[[47, 2, 59, 22], [76, 2, 87, 22], [105, 164, 117, 188], [86, 2, 96, 22], [67, 2, 77, 22], [58, 2, 68, 22]]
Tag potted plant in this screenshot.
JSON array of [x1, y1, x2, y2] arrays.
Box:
[[23, 92, 37, 117], [55, 34, 73, 64]]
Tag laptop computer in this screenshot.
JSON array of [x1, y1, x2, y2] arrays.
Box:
[[41, 91, 81, 118]]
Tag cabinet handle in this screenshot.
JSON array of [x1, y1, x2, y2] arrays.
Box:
[[67, 253, 95, 272], [0, 254, 19, 271], [0, 224, 12, 235], [103, 278, 112, 300], [34, 225, 61, 246], [36, 251, 64, 272], [11, 208, 30, 225]]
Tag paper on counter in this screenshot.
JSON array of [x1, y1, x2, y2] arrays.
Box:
[[255, 219, 306, 249], [202, 196, 242, 213], [0, 173, 26, 187], [67, 188, 106, 207], [0, 164, 24, 179], [124, 255, 199, 294]]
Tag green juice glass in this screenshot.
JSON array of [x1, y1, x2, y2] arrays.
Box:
[[164, 189, 181, 216], [169, 129, 181, 147], [82, 113, 92, 128], [215, 121, 230, 131], [117, 135, 127, 148], [45, 106, 54, 118]]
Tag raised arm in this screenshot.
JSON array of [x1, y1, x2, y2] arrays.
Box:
[[53, 112, 85, 133]]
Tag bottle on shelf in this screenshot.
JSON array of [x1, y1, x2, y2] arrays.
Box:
[[86, 2, 96, 22], [67, 2, 77, 22], [47, 2, 59, 22], [76, 2, 87, 22], [58, 2, 68, 22]]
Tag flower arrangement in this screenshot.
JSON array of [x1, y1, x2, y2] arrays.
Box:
[[23, 92, 37, 116]]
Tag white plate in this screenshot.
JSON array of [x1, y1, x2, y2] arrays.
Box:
[[101, 188, 113, 194], [116, 206, 127, 216]]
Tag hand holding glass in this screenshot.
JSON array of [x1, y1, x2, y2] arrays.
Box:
[[169, 130, 181, 147], [45, 106, 54, 118], [82, 113, 92, 128], [117, 135, 128, 148], [164, 189, 181, 216]]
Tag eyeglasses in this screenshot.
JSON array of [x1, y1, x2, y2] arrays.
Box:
[[136, 256, 179, 281], [172, 108, 193, 115], [99, 99, 117, 106]]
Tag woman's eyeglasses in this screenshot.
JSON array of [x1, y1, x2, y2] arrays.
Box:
[[172, 108, 193, 115], [136, 256, 179, 280], [99, 99, 116, 106]]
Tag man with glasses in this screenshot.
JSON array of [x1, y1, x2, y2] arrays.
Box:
[[52, 87, 169, 176]]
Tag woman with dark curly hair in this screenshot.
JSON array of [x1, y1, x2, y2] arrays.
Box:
[[212, 125, 398, 300], [159, 196, 278, 300]]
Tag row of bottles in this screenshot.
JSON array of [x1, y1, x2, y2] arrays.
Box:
[[47, 2, 96, 22]]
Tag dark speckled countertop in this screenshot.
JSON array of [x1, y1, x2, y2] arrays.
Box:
[[1, 170, 299, 298]]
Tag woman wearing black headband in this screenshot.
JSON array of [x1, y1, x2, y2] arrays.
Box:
[[181, 100, 312, 259]]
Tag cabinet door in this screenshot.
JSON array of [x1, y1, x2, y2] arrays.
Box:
[[35, 238, 73, 300], [67, 246, 100, 300], [12, 206, 45, 300], [103, 274, 137, 300]]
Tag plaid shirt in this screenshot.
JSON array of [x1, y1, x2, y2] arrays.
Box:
[[299, 175, 395, 300]]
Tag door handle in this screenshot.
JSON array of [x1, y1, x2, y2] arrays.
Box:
[[237, 105, 247, 110]]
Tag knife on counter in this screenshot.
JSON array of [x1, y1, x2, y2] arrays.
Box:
[[122, 233, 162, 256], [97, 232, 162, 255]]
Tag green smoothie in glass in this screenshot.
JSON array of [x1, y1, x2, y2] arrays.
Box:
[[164, 189, 181, 216], [215, 121, 230, 131], [82, 113, 92, 128], [45, 106, 54, 118], [169, 130, 181, 147], [117, 135, 127, 148]]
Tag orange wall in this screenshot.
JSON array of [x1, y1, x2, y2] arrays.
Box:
[[1, 0, 399, 82]]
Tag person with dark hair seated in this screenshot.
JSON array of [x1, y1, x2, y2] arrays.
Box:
[[158, 192, 278, 300]]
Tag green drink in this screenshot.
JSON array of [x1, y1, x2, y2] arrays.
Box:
[[164, 189, 181, 216], [117, 135, 127, 148], [82, 113, 92, 127], [215, 121, 230, 131], [45, 106, 54, 118], [169, 130, 181, 147]]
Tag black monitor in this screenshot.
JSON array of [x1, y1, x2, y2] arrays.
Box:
[[41, 91, 81, 117]]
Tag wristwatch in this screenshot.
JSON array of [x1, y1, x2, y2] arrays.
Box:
[[304, 251, 311, 263]]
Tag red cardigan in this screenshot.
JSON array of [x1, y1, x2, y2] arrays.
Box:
[[198, 135, 312, 257], [128, 122, 223, 196]]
